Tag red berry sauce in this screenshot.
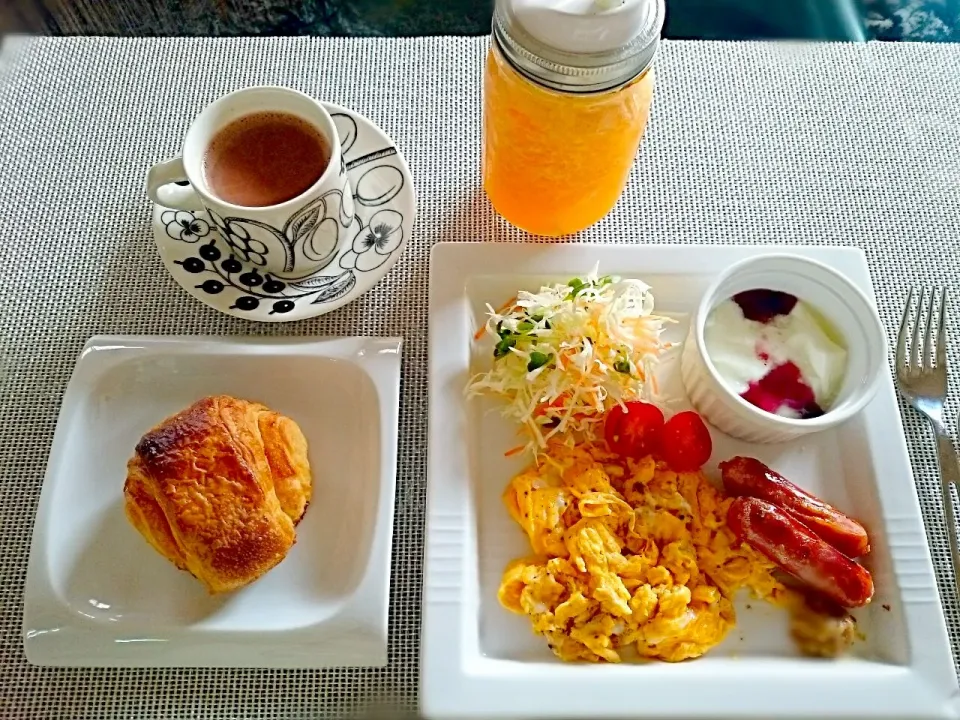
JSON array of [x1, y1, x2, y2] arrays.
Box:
[[733, 289, 798, 323], [741, 361, 825, 419], [733, 289, 825, 419]]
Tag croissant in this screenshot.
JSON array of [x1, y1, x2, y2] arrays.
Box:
[[123, 395, 312, 593]]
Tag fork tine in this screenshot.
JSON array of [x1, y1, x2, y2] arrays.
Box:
[[911, 288, 924, 371], [938, 288, 948, 368], [923, 287, 936, 370], [897, 287, 914, 372]]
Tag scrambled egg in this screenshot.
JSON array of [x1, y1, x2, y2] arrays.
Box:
[[498, 442, 786, 662]]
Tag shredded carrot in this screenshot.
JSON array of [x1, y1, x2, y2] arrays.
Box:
[[534, 395, 569, 416], [497, 296, 518, 313], [474, 296, 520, 341], [504, 445, 526, 458]]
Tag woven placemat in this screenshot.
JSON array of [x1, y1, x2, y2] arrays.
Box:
[[1, 35, 959, 719]]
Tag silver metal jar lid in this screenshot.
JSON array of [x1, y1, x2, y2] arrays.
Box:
[[492, 0, 664, 94]]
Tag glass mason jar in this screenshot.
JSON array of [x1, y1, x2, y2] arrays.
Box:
[[482, 0, 664, 237]]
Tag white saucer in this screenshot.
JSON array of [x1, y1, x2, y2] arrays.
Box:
[[153, 103, 415, 322]]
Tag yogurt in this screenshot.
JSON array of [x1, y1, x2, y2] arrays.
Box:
[[703, 290, 848, 419]]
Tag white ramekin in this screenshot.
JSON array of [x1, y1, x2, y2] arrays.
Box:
[[680, 254, 887, 444]]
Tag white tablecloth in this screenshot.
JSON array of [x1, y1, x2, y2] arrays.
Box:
[[1, 35, 959, 719]]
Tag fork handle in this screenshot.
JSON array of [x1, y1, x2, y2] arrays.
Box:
[[933, 424, 960, 586]]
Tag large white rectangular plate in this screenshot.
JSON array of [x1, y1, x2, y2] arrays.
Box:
[[422, 243, 958, 719], [24, 335, 402, 668]]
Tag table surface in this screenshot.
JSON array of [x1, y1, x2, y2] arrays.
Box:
[[2, 35, 960, 720]]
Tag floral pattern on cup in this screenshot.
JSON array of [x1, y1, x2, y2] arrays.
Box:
[[163, 210, 210, 243], [208, 210, 270, 267], [203, 187, 353, 276], [166, 219, 360, 315]]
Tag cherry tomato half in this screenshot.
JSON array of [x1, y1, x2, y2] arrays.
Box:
[[659, 411, 713, 472], [604, 401, 664, 459]]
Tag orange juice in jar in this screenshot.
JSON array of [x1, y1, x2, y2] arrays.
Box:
[[483, 0, 664, 237]]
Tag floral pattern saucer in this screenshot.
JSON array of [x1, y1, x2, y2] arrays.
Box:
[[152, 103, 415, 322]]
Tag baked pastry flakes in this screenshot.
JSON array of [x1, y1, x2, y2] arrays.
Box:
[[124, 395, 312, 593]]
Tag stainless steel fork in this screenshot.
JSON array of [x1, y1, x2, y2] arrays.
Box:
[[896, 287, 960, 588]]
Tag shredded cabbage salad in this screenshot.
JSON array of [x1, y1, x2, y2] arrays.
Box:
[[467, 267, 673, 456]]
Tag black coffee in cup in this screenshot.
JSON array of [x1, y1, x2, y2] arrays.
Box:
[[202, 111, 330, 208]]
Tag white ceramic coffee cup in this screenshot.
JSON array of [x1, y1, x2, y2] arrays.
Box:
[[146, 86, 354, 278]]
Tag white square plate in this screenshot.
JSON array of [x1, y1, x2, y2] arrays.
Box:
[[24, 335, 402, 668], [423, 243, 958, 719]]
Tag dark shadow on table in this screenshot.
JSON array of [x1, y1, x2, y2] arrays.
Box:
[[5, 0, 872, 41]]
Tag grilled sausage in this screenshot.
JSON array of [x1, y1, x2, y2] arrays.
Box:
[[727, 497, 874, 608], [720, 456, 870, 558]]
